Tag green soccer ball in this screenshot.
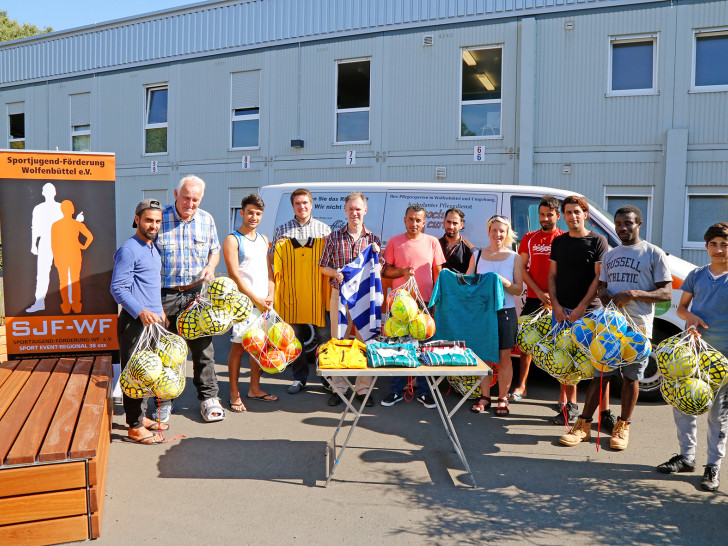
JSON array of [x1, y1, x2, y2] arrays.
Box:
[[657, 345, 697, 381], [127, 350, 163, 388], [119, 371, 147, 399], [207, 276, 238, 304], [226, 292, 254, 322], [675, 378, 713, 416], [516, 326, 541, 354], [152, 367, 186, 399], [177, 306, 204, 340], [700, 349, 728, 391], [198, 305, 233, 335], [156, 334, 188, 368]]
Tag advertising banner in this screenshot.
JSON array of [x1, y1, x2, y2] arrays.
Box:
[[0, 150, 118, 358]]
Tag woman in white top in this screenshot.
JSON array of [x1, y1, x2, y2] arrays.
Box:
[[467, 215, 523, 416]]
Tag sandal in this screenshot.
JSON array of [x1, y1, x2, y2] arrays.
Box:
[[228, 398, 247, 413], [471, 396, 492, 413], [495, 397, 510, 416], [201, 397, 225, 422]]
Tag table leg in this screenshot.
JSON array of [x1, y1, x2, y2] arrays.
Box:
[[324, 375, 378, 487]]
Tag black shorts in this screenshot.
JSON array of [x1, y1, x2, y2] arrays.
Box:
[[497, 307, 518, 350], [521, 297, 545, 317]]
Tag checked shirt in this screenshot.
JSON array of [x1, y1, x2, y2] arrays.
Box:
[[318, 225, 380, 290], [156, 204, 221, 288], [269, 216, 332, 254]]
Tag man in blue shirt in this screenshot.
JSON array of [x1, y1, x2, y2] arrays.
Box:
[[111, 198, 167, 444]]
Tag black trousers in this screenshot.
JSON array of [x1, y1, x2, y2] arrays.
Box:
[[119, 310, 147, 429]]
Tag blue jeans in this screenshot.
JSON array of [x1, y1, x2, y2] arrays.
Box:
[[389, 375, 430, 398]]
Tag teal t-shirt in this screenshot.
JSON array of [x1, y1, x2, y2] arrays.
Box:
[[429, 270, 505, 363]]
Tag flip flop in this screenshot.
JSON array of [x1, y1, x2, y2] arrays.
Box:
[[146, 421, 170, 431], [508, 392, 525, 402], [125, 434, 164, 445], [247, 393, 278, 402], [228, 399, 247, 413]]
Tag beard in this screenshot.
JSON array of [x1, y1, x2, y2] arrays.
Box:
[[445, 231, 457, 239]]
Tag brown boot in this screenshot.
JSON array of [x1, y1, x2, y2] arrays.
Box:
[[559, 417, 591, 447], [610, 419, 630, 451]]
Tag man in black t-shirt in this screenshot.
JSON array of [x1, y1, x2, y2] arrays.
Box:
[[438, 208, 475, 274], [548, 195, 611, 426]]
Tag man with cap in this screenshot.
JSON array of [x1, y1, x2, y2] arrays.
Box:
[[111, 198, 167, 444]]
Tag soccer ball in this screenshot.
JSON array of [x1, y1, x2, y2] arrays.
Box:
[[517, 327, 541, 353], [128, 350, 163, 387], [657, 345, 697, 381], [384, 318, 409, 338], [660, 380, 680, 406], [152, 367, 185, 399], [386, 288, 410, 310], [408, 313, 433, 340], [531, 340, 554, 369], [573, 351, 594, 379], [555, 329, 578, 354], [284, 338, 303, 362], [534, 315, 553, 336], [119, 372, 146, 399], [559, 369, 583, 386], [448, 375, 483, 400], [547, 349, 574, 376], [226, 292, 253, 322], [700, 349, 728, 390], [199, 305, 233, 335], [595, 309, 628, 335], [241, 327, 266, 355], [177, 306, 204, 339], [268, 322, 296, 351], [422, 313, 436, 338], [389, 293, 419, 323], [675, 378, 713, 415], [622, 330, 650, 363], [156, 334, 188, 368], [207, 276, 238, 304], [590, 332, 623, 369], [258, 349, 287, 373]]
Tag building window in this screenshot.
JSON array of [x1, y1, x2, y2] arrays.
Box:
[[231, 71, 260, 149], [8, 102, 24, 149], [605, 194, 652, 241], [609, 36, 657, 95], [685, 193, 728, 247], [70, 93, 91, 152], [460, 47, 502, 138], [145, 85, 168, 154], [336, 59, 370, 143], [693, 30, 728, 91]]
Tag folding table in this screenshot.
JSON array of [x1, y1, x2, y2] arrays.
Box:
[[318, 360, 492, 487]]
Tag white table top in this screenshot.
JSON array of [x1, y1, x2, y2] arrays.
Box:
[[317, 359, 493, 377]]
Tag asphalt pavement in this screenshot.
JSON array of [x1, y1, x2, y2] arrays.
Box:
[[93, 337, 727, 545]]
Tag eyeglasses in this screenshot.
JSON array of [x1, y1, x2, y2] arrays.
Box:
[[488, 215, 509, 223]]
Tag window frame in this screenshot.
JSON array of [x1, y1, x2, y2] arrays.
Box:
[[8, 103, 25, 149], [603, 186, 653, 242], [458, 45, 504, 141], [71, 124, 91, 152], [691, 28, 728, 93], [334, 57, 371, 145], [683, 188, 728, 248], [144, 84, 169, 156], [607, 34, 659, 97], [230, 70, 261, 151]]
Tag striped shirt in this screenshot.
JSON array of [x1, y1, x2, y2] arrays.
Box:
[[318, 225, 381, 290], [156, 204, 221, 288], [269, 216, 331, 254]]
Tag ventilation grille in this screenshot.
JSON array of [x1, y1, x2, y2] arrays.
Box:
[[435, 166, 447, 179], [423, 34, 433, 46]]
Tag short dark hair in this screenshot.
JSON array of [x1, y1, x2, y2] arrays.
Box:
[[290, 188, 312, 206], [614, 205, 642, 224], [539, 195, 560, 212], [406, 204, 425, 215], [241, 193, 265, 211], [704, 222, 728, 243], [561, 195, 589, 214], [445, 207, 465, 221]]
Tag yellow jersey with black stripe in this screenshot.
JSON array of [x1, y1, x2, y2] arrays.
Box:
[[273, 237, 327, 326]]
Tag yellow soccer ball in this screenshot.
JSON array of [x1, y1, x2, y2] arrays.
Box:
[[516, 326, 541, 354], [119, 371, 146, 399], [660, 379, 680, 407], [573, 351, 595, 380], [675, 378, 713, 416], [555, 329, 578, 354], [623, 330, 651, 362], [156, 334, 188, 368], [700, 349, 728, 391], [384, 317, 408, 338], [198, 305, 233, 335], [408, 313, 429, 340], [549, 349, 574, 375], [128, 350, 163, 388], [571, 319, 595, 349], [534, 315, 553, 336], [226, 292, 253, 322], [177, 306, 204, 340], [389, 293, 419, 323], [559, 369, 583, 386], [207, 276, 238, 304], [590, 332, 622, 369], [658, 345, 697, 381], [152, 367, 186, 399]]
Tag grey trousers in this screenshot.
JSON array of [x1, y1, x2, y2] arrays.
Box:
[[162, 287, 218, 402], [673, 382, 728, 468]]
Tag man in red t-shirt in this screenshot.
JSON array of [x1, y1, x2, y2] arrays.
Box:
[[381, 204, 446, 408], [512, 196, 564, 401]]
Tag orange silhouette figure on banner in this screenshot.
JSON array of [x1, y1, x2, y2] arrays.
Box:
[[51, 200, 94, 314]]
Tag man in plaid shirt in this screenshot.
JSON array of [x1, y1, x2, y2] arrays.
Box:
[[319, 192, 380, 407], [155, 175, 224, 423]]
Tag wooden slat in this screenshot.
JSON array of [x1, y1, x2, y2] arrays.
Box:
[[70, 355, 112, 459], [0, 514, 89, 545], [0, 360, 18, 389], [0, 359, 39, 420], [0, 489, 87, 526], [5, 358, 75, 465], [88, 398, 110, 487], [0, 461, 86, 498], [0, 359, 58, 464], [38, 358, 93, 462]]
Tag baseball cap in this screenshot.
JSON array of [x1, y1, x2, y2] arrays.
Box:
[[133, 198, 163, 227]]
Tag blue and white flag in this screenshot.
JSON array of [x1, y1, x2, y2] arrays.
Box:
[[338, 244, 383, 341]]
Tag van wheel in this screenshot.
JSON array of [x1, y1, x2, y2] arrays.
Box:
[[638, 321, 681, 402], [299, 324, 318, 355]]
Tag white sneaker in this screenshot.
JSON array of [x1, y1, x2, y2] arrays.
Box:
[[26, 300, 45, 312], [152, 400, 173, 423]]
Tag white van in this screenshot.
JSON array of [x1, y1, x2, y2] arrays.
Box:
[[258, 182, 696, 400]]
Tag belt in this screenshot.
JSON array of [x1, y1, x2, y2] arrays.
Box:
[[164, 282, 201, 292]]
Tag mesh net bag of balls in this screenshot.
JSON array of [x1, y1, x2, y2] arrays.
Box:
[[383, 278, 436, 340], [656, 329, 728, 416], [176, 277, 254, 340], [240, 310, 301, 374], [517, 307, 595, 386], [119, 323, 188, 400]]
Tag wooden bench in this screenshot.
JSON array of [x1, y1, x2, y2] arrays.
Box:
[[0, 355, 112, 545]]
